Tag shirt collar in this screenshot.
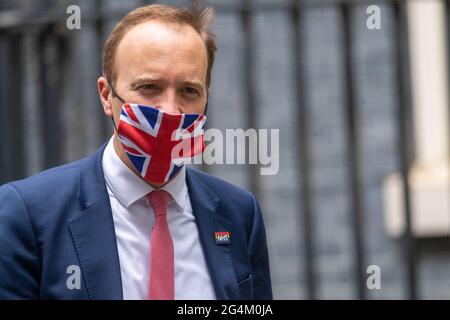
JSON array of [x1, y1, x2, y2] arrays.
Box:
[[102, 136, 187, 209]]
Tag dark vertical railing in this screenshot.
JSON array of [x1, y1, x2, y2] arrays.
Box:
[[241, 0, 260, 199], [40, 26, 62, 168], [0, 33, 10, 185], [0, 32, 25, 184], [0, 33, 6, 184], [341, 2, 366, 300], [10, 33, 25, 180], [393, 0, 417, 300], [291, 0, 316, 299]]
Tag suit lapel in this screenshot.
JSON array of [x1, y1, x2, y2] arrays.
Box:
[[68, 144, 123, 300], [186, 168, 238, 300]]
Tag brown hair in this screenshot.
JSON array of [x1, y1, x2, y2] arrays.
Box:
[[102, 1, 217, 90]]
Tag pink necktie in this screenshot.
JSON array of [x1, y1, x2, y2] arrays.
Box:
[[147, 190, 174, 300]]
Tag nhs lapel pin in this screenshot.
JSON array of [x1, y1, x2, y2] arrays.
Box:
[[215, 232, 231, 245]]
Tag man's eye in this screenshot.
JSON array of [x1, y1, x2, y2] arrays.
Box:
[[139, 84, 158, 90], [182, 87, 200, 96]]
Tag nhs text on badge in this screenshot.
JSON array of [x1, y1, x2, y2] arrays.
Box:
[[215, 231, 231, 245]]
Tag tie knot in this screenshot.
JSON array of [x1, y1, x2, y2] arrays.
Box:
[[148, 190, 170, 217]]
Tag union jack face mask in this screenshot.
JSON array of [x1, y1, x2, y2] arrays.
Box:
[[115, 102, 207, 185]]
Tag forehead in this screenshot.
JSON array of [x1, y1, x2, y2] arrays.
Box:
[[114, 20, 208, 84]]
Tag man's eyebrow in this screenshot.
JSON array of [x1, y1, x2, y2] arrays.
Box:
[[129, 77, 206, 91]]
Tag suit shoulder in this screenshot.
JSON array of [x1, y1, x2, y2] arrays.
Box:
[[187, 167, 255, 205], [188, 167, 252, 194], [3, 157, 88, 199]]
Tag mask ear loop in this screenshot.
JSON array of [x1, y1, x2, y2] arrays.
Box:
[[107, 81, 126, 133], [204, 101, 208, 116], [110, 113, 119, 133]]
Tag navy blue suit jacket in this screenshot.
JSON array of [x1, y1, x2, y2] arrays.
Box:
[[0, 143, 272, 300]]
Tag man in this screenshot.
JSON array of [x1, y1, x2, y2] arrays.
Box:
[[0, 2, 272, 300]]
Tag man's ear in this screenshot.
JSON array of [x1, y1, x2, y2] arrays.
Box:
[[98, 76, 113, 117]]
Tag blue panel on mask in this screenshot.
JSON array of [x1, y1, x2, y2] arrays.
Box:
[[139, 105, 159, 130], [126, 153, 146, 173], [181, 114, 197, 129]]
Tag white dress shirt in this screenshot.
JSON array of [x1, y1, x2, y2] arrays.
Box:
[[102, 137, 216, 300]]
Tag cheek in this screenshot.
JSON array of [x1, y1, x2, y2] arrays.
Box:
[[181, 98, 206, 115], [193, 95, 208, 114], [110, 100, 123, 120]]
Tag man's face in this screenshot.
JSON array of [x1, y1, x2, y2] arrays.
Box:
[[100, 20, 208, 124]]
